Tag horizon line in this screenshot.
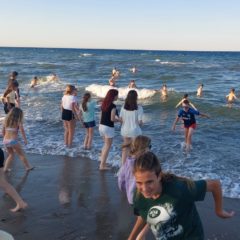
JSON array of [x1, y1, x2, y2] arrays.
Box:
[[0, 45, 240, 53]]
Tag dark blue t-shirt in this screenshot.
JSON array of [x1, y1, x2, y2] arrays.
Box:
[[178, 108, 200, 127]]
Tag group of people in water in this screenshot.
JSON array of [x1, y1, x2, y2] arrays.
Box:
[[0, 69, 237, 239]]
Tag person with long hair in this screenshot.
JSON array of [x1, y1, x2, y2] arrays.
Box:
[[99, 89, 119, 170], [80, 92, 96, 149], [119, 90, 143, 164], [61, 85, 78, 147], [0, 148, 28, 212], [128, 151, 235, 240], [2, 81, 20, 114], [2, 107, 33, 172]]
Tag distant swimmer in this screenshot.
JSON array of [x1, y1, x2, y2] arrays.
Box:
[[176, 93, 197, 110], [160, 84, 168, 101], [130, 66, 137, 73], [48, 73, 59, 82], [226, 88, 238, 108], [197, 83, 204, 97], [30, 76, 38, 88], [128, 80, 137, 89], [109, 76, 117, 87], [112, 67, 117, 77]]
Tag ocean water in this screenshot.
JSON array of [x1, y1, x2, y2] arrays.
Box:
[[0, 47, 240, 199]]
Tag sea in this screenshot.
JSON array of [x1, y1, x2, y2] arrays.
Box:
[[0, 47, 239, 199]]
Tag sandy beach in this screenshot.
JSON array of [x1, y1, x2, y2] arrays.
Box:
[[0, 154, 239, 240]]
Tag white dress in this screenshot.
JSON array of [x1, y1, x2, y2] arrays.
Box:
[[120, 105, 143, 138]]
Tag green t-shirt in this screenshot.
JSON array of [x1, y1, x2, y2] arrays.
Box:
[[133, 178, 207, 240]]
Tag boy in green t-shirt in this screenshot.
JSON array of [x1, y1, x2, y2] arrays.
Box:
[[128, 152, 235, 240]]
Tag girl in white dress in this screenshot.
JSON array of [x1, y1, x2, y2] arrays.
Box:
[[119, 90, 143, 164]]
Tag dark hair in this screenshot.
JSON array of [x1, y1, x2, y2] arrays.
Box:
[[101, 89, 118, 112], [124, 90, 138, 111], [3, 80, 19, 97], [134, 151, 194, 187], [183, 94, 188, 98], [82, 92, 91, 112], [0, 148, 4, 162]]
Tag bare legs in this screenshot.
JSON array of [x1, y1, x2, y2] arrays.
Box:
[[121, 137, 131, 164], [83, 127, 94, 149], [4, 145, 33, 172], [0, 169, 27, 212], [184, 127, 194, 151], [63, 119, 76, 147], [99, 137, 113, 170]]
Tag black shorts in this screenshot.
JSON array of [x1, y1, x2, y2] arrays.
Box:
[[0, 148, 4, 168], [83, 121, 96, 128], [62, 109, 74, 121], [4, 103, 15, 114]]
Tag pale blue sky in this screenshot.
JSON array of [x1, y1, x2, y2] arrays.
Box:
[[0, 0, 239, 51]]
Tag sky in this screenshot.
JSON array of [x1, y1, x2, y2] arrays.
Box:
[[0, 0, 240, 51]]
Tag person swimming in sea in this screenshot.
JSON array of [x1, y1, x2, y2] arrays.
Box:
[[197, 83, 204, 97], [128, 80, 137, 89], [30, 76, 38, 88], [226, 88, 238, 108]]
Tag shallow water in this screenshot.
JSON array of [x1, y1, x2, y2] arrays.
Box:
[[0, 47, 240, 198]]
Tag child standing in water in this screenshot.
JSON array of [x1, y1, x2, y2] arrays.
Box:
[[128, 151, 234, 240], [172, 99, 209, 151], [118, 136, 151, 240], [80, 93, 96, 150], [61, 85, 78, 147], [0, 148, 28, 212], [2, 108, 33, 172]]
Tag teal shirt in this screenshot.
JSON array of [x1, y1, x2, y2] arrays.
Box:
[[133, 178, 206, 240], [80, 100, 96, 123]]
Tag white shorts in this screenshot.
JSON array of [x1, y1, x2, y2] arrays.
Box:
[[99, 124, 115, 138]]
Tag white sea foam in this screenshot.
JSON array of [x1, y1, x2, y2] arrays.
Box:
[[85, 84, 156, 99]]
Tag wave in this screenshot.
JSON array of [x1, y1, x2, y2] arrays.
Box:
[[79, 53, 93, 57], [85, 84, 157, 99]]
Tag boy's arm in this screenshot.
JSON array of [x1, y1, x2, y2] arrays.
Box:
[[172, 116, 180, 130], [128, 216, 146, 240], [206, 180, 235, 218]]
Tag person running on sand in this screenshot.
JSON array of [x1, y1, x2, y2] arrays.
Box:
[[128, 151, 234, 240], [2, 108, 33, 172], [172, 99, 209, 151], [175, 93, 197, 110], [197, 83, 204, 97], [79, 92, 97, 150], [99, 89, 120, 170], [0, 148, 28, 212], [226, 88, 238, 108], [119, 90, 143, 164], [118, 136, 151, 239], [30, 76, 38, 88], [61, 85, 79, 147]]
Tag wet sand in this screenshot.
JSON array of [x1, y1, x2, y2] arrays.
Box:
[[0, 154, 239, 240]]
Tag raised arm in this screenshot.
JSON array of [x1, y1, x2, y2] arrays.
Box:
[[128, 216, 146, 240], [207, 180, 235, 218], [175, 99, 183, 108]]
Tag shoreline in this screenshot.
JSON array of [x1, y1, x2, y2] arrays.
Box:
[[0, 153, 239, 240]]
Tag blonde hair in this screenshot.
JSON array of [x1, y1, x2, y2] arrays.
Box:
[[5, 107, 24, 128], [64, 85, 75, 95], [122, 135, 151, 157]]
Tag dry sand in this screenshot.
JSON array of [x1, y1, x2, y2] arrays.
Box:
[[0, 154, 239, 240]]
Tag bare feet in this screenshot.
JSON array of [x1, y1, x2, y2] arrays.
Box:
[[99, 165, 111, 171], [10, 202, 28, 212]]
